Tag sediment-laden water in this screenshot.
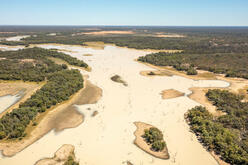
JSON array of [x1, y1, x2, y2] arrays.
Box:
[[0, 44, 229, 165]]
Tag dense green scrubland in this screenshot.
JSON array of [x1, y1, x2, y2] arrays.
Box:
[[1, 27, 248, 53], [138, 52, 248, 78], [0, 48, 87, 140], [187, 90, 248, 164]]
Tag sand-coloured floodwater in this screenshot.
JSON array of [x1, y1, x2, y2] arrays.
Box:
[[0, 44, 229, 165], [0, 94, 21, 114]]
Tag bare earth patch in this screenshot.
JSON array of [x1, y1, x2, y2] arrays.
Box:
[[83, 54, 93, 56], [133, 122, 169, 159], [188, 87, 226, 117], [0, 80, 102, 156], [35, 144, 78, 165], [83, 41, 105, 49], [161, 89, 184, 99], [140, 70, 173, 77]]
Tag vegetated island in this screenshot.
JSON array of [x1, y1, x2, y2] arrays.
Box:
[[133, 122, 169, 159], [35, 144, 79, 165], [160, 89, 184, 99], [186, 89, 248, 164], [110, 75, 128, 86]]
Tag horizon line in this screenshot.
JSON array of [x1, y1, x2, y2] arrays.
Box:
[[0, 25, 248, 27]]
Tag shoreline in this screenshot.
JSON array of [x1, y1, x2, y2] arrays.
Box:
[[35, 144, 77, 165], [0, 81, 45, 118], [137, 61, 248, 165], [0, 78, 102, 157], [133, 122, 170, 160]]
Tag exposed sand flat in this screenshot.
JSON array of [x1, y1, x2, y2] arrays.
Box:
[[83, 31, 134, 35], [188, 87, 225, 116], [35, 144, 76, 165], [5, 35, 30, 41], [0, 45, 25, 51], [133, 122, 169, 159], [0, 79, 102, 157], [0, 44, 230, 165], [161, 89, 185, 100], [0, 81, 45, 118]]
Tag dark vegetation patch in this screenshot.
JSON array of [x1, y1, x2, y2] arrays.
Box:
[[142, 127, 166, 152], [138, 52, 248, 79], [0, 48, 87, 140], [64, 155, 79, 165], [111, 75, 127, 86], [186, 89, 248, 164]]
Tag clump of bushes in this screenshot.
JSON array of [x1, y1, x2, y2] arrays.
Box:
[[64, 155, 79, 165], [143, 127, 166, 152], [148, 71, 156, 75]]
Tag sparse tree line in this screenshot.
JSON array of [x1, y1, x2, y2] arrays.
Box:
[[0, 48, 86, 140], [186, 89, 248, 164]]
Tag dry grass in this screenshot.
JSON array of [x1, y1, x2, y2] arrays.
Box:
[[140, 70, 173, 77], [83, 41, 105, 49], [160, 89, 184, 99]]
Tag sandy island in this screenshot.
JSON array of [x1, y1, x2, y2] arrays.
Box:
[[160, 89, 185, 100], [133, 122, 169, 160], [110, 74, 128, 86], [35, 144, 78, 165]]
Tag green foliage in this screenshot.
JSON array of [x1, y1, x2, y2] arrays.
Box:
[[0, 48, 86, 140], [187, 89, 248, 164], [187, 67, 197, 75], [64, 156, 79, 165], [143, 127, 166, 152], [0, 48, 87, 82], [148, 71, 155, 75], [138, 52, 248, 79]]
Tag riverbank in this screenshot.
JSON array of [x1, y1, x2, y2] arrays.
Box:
[[35, 144, 78, 165], [0, 79, 102, 157]]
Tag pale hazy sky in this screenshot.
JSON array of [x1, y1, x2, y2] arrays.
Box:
[[1, 0, 248, 26]]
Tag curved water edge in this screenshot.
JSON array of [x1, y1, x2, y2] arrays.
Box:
[[0, 93, 23, 114], [0, 44, 230, 165]]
